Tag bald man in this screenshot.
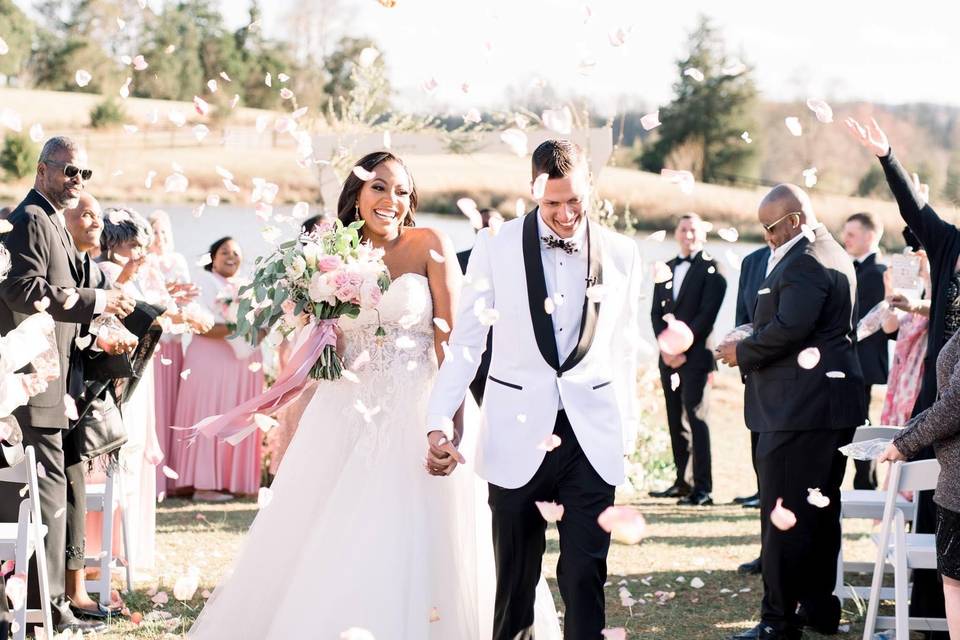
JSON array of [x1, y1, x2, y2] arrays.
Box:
[[717, 184, 864, 640]]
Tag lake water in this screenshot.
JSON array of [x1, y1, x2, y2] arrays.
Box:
[[139, 204, 764, 356]]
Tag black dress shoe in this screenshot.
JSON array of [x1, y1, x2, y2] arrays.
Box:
[[677, 490, 714, 506], [729, 622, 802, 640], [741, 496, 761, 508], [737, 557, 762, 575], [797, 597, 841, 635], [733, 491, 760, 505], [56, 616, 107, 634], [649, 482, 691, 499]]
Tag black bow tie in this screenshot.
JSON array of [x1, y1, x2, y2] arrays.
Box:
[[541, 235, 579, 254], [676, 255, 693, 264]]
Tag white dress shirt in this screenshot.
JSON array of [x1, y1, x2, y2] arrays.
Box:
[[671, 250, 700, 300], [35, 190, 106, 315], [765, 225, 821, 277], [537, 212, 588, 364]]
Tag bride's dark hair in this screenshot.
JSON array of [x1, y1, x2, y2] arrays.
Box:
[[336, 151, 418, 229]]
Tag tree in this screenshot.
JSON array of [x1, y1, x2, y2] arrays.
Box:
[[638, 15, 758, 184], [856, 165, 888, 199], [0, 0, 34, 82], [944, 153, 960, 206], [1, 131, 38, 179]]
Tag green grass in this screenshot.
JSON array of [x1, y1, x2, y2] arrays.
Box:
[[87, 375, 888, 639]]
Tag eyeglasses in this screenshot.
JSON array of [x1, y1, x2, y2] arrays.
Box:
[[46, 161, 93, 181], [761, 212, 799, 233]]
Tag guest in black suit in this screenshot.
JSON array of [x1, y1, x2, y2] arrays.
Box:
[[456, 207, 503, 405], [718, 184, 864, 640], [650, 213, 726, 506], [731, 245, 772, 577], [0, 137, 135, 634], [842, 211, 893, 489]]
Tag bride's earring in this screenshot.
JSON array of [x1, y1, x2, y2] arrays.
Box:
[[354, 203, 361, 222]]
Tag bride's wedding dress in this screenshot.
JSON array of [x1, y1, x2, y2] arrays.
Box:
[[190, 273, 560, 639]]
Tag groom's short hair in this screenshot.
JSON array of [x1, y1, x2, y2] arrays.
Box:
[[531, 139, 586, 180]]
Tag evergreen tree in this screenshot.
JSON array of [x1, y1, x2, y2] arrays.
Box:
[[638, 15, 757, 184], [0, 0, 34, 81]]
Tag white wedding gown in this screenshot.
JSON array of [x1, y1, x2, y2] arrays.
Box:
[[190, 273, 561, 639]]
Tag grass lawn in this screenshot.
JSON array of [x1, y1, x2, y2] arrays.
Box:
[[88, 374, 885, 639]]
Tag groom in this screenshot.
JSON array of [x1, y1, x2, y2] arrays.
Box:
[[426, 139, 643, 639]]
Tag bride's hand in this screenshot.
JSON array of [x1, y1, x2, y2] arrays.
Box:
[[426, 430, 464, 476]]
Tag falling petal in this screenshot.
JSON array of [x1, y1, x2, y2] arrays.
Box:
[[800, 223, 816, 242], [515, 198, 526, 218], [770, 498, 797, 530], [477, 308, 500, 326], [168, 110, 186, 127], [646, 230, 667, 243], [538, 434, 562, 452], [164, 173, 188, 193], [802, 167, 818, 188], [597, 506, 647, 544], [432, 318, 450, 333], [291, 201, 309, 219], [608, 27, 629, 47], [280, 88, 294, 100], [429, 607, 440, 623], [253, 413, 278, 432], [825, 370, 846, 379], [670, 372, 680, 390], [278, 73, 290, 83], [63, 290, 80, 310], [535, 501, 564, 523], [542, 107, 573, 135], [429, 249, 445, 263], [690, 577, 705, 589], [206, 194, 220, 207], [784, 117, 803, 137], [207, 79, 218, 93], [721, 60, 747, 76], [382, 130, 391, 149], [219, 71, 231, 82], [339, 629, 375, 640], [457, 198, 483, 229], [660, 169, 695, 194], [193, 96, 210, 116], [265, 72, 272, 87], [653, 261, 673, 283], [532, 173, 549, 199], [161, 465, 179, 480], [132, 54, 148, 71], [173, 574, 199, 601], [741, 131, 752, 144], [160, 357, 172, 366], [63, 394, 78, 420], [797, 347, 820, 369], [151, 591, 169, 606], [352, 166, 376, 182], [602, 628, 627, 640], [0, 37, 8, 56], [33, 297, 50, 312], [683, 68, 704, 82], [657, 315, 694, 356], [544, 297, 556, 315], [500, 128, 528, 156], [193, 124, 209, 142], [586, 284, 607, 302], [421, 77, 438, 95], [807, 487, 830, 508], [29, 123, 44, 143], [806, 98, 833, 124], [180, 369, 192, 380], [640, 111, 661, 131], [717, 227, 738, 242], [463, 108, 482, 124]]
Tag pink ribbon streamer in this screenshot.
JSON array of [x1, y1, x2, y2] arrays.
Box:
[[189, 320, 338, 441]]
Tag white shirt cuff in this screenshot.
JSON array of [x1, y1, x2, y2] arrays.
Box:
[[426, 414, 455, 440], [93, 289, 107, 316]]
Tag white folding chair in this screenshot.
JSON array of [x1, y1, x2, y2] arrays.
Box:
[[835, 426, 918, 603], [84, 466, 132, 606], [862, 458, 946, 639], [0, 446, 54, 640]]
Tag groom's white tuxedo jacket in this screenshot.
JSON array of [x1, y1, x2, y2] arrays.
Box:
[[427, 210, 643, 489]]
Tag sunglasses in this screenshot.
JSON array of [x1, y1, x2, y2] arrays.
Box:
[[761, 212, 799, 233], [46, 161, 93, 181]]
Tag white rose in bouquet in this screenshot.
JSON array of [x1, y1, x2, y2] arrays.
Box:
[[308, 271, 337, 305], [301, 241, 321, 269], [286, 255, 307, 281]]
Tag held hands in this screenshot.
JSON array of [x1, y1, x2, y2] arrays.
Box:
[[844, 116, 890, 158], [104, 289, 136, 318], [425, 430, 465, 477]]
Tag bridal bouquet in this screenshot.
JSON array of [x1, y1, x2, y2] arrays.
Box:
[[232, 218, 390, 380]]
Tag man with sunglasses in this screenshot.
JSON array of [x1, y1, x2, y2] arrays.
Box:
[[0, 136, 135, 634], [717, 184, 864, 640]]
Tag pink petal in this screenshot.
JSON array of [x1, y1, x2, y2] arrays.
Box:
[[429, 606, 441, 622], [657, 316, 694, 355], [352, 166, 376, 182], [807, 487, 830, 508], [640, 111, 660, 131], [63, 394, 78, 421], [797, 347, 820, 369], [537, 434, 562, 452], [180, 368, 192, 380], [770, 497, 797, 530], [784, 117, 803, 137], [193, 96, 210, 116], [161, 465, 179, 480], [535, 501, 564, 523], [500, 128, 528, 156], [660, 169, 695, 194], [132, 54, 148, 71], [602, 629, 627, 640], [75, 69, 92, 87], [805, 98, 833, 124], [683, 68, 704, 82], [542, 107, 572, 135], [532, 173, 549, 200], [597, 506, 647, 544]]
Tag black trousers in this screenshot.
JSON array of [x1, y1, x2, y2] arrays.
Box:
[[0, 426, 71, 623], [487, 411, 615, 640], [852, 385, 878, 489], [65, 460, 87, 572], [660, 366, 712, 493], [756, 428, 855, 631]]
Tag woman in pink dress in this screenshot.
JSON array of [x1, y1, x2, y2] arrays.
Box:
[[147, 210, 191, 498], [169, 237, 265, 501]]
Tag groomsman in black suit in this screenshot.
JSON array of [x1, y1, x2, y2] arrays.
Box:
[[732, 244, 772, 577], [718, 184, 864, 640], [650, 213, 726, 506], [456, 207, 503, 405], [842, 211, 892, 489], [0, 137, 135, 634]]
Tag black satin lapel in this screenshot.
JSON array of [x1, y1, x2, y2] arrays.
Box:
[[522, 210, 560, 370], [47, 213, 83, 284], [560, 220, 603, 372]]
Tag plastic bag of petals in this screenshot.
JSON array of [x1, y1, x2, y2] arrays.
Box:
[[838, 437, 892, 461]]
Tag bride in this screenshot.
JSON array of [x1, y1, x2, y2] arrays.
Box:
[[189, 152, 560, 639]]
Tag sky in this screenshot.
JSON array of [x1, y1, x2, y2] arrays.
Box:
[[20, 0, 960, 114]]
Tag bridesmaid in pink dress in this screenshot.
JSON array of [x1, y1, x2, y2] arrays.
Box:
[[146, 210, 191, 498], [169, 237, 265, 501]]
